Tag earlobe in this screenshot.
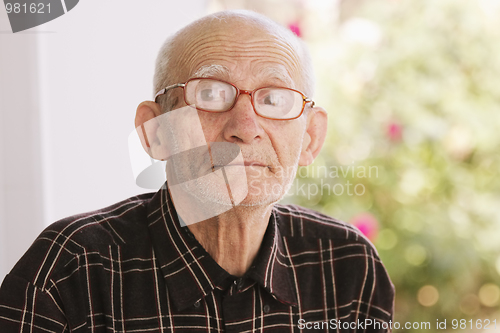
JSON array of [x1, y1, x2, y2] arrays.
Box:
[[298, 107, 328, 166], [135, 101, 164, 159]]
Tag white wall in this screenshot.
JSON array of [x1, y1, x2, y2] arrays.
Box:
[[0, 10, 45, 285], [0, 0, 207, 282]]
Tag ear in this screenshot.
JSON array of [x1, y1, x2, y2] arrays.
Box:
[[135, 100, 162, 128], [135, 101, 165, 159], [298, 106, 328, 166]]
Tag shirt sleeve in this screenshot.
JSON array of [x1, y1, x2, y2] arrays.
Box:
[[364, 248, 395, 333], [0, 273, 68, 332]]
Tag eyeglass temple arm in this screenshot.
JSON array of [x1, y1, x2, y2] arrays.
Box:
[[154, 83, 186, 102], [305, 98, 315, 108]]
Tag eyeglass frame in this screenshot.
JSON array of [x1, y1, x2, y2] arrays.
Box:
[[154, 77, 315, 120]]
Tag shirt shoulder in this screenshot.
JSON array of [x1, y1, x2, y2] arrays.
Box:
[[8, 193, 155, 289], [45, 192, 154, 248], [273, 204, 394, 322]]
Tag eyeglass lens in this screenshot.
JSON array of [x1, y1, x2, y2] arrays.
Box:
[[184, 79, 304, 119]]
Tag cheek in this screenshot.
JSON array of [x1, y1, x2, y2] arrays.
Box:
[[267, 120, 306, 156], [197, 111, 229, 142]]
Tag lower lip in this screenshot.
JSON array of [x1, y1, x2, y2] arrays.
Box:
[[212, 164, 267, 168], [244, 162, 267, 167]]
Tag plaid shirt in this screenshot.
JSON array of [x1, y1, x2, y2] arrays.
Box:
[[0, 185, 394, 332]]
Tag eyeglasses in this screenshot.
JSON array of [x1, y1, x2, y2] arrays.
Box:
[[154, 78, 315, 120]]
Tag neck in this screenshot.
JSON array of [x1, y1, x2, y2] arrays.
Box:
[[187, 205, 273, 277]]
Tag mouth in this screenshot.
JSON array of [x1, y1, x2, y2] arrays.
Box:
[[211, 161, 269, 170], [244, 161, 267, 167], [228, 160, 269, 168]]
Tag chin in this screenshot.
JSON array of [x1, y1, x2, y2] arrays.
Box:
[[235, 195, 281, 208], [236, 179, 288, 207]]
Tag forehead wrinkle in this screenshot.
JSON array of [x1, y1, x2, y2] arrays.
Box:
[[182, 37, 301, 66], [188, 49, 300, 86], [177, 34, 302, 83]]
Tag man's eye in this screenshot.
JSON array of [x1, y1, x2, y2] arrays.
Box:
[[200, 89, 214, 101], [263, 93, 283, 106]]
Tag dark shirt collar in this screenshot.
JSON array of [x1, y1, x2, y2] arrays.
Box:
[[146, 185, 297, 311]]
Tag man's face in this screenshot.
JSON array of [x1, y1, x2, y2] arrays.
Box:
[[169, 22, 310, 207]]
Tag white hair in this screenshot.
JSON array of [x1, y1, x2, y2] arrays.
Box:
[[153, 10, 315, 111]]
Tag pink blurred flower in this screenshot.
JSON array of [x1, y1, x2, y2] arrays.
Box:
[[350, 213, 379, 241], [387, 122, 402, 141], [288, 22, 302, 37]]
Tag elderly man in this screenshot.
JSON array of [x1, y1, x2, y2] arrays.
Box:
[[0, 10, 394, 332]]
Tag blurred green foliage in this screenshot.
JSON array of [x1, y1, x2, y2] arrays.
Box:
[[286, 0, 500, 330]]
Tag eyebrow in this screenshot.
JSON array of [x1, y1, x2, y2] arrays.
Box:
[[193, 65, 230, 78], [256, 67, 294, 88], [192, 65, 294, 88]]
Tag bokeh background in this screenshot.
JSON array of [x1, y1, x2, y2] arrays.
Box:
[[1, 0, 500, 331]]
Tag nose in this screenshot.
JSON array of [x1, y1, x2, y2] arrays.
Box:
[[222, 91, 264, 144]]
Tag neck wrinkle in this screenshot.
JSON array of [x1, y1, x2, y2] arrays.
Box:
[[187, 204, 273, 277]]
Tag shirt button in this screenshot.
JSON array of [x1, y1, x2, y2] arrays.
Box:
[[263, 304, 270, 313], [194, 300, 201, 308], [237, 279, 244, 290]]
